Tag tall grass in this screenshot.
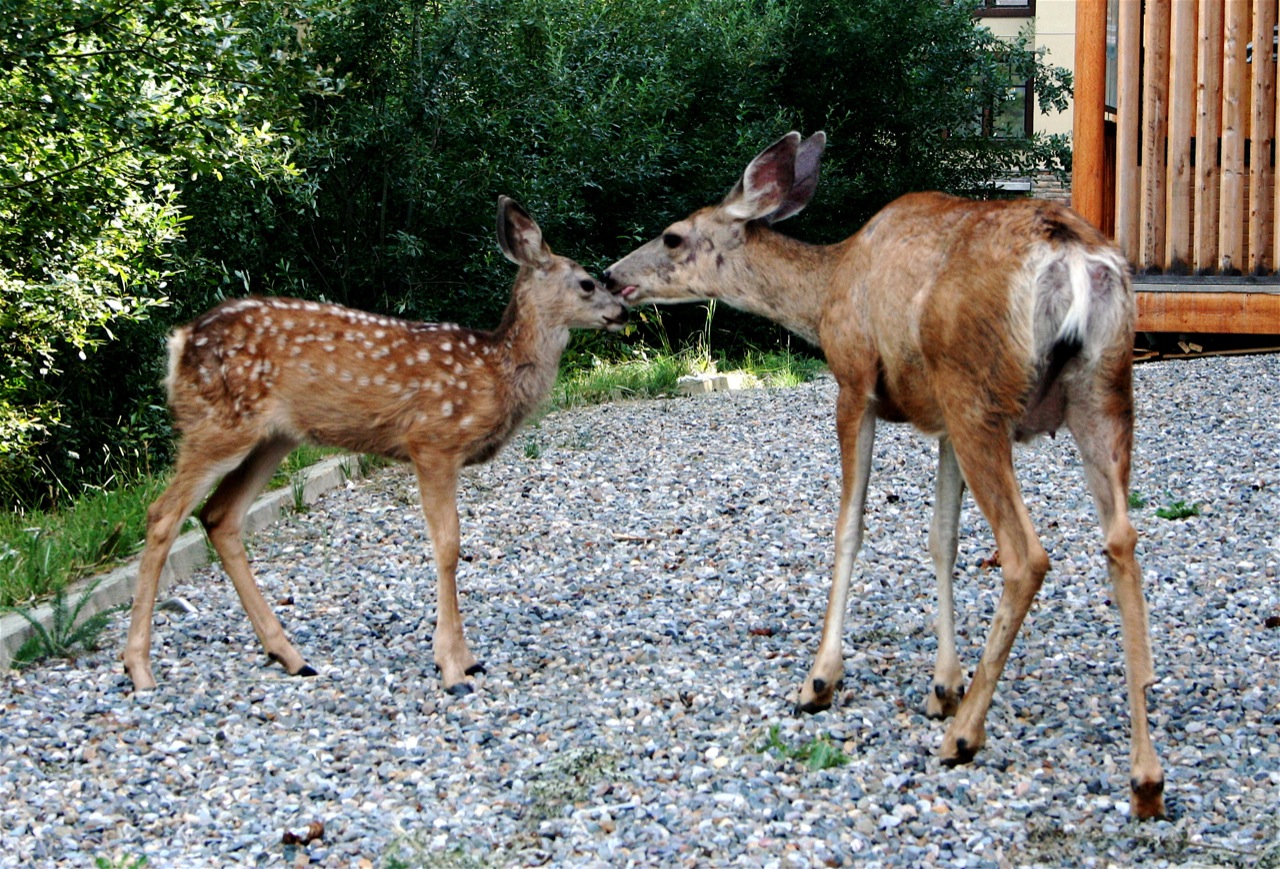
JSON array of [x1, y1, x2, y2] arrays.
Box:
[[0, 444, 341, 608]]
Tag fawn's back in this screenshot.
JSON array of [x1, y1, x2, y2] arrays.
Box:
[[168, 297, 508, 463]]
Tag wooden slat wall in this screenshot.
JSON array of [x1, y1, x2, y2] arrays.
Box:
[[1115, 0, 1280, 275]]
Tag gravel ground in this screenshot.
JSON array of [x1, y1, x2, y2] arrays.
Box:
[[2, 353, 1278, 868]]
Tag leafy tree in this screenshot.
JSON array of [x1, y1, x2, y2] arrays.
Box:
[[0, 0, 334, 506]]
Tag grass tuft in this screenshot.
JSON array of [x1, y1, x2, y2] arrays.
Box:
[[758, 724, 850, 771]]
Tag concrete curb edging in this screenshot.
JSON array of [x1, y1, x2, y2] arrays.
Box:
[[0, 454, 366, 672]]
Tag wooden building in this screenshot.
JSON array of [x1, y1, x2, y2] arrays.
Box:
[[1072, 0, 1280, 335]]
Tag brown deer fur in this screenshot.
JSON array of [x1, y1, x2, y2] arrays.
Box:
[[603, 132, 1165, 819], [123, 197, 627, 695]]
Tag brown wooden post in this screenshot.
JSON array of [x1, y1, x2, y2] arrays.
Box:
[[1073, 0, 1108, 229], [1220, 1, 1251, 274], [1115, 0, 1143, 264], [1167, 1, 1198, 271], [1196, 0, 1225, 273], [1142, 0, 1171, 270], [1250, 0, 1276, 274]]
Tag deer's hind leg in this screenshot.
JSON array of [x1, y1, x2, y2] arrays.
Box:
[[938, 421, 1049, 766], [1066, 368, 1165, 820], [197, 436, 312, 677], [925, 436, 967, 719], [124, 431, 259, 690]]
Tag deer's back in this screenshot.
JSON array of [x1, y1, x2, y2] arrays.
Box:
[[821, 193, 1121, 435]]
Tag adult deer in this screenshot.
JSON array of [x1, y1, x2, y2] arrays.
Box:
[[603, 132, 1164, 819], [123, 197, 627, 695]]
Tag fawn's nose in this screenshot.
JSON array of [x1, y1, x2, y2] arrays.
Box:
[[602, 270, 620, 294]]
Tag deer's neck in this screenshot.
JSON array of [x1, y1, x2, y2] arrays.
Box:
[[495, 295, 569, 423], [712, 228, 843, 346]]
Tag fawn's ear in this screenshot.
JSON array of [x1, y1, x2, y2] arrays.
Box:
[[763, 131, 825, 224], [497, 196, 553, 267], [721, 132, 800, 222]]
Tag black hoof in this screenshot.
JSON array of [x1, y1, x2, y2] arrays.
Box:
[[941, 738, 977, 767], [793, 699, 831, 717], [465, 663, 487, 676], [446, 682, 474, 697], [294, 665, 319, 678], [1131, 777, 1167, 821]]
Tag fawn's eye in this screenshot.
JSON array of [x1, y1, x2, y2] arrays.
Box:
[[579, 279, 595, 294], [662, 232, 683, 249]]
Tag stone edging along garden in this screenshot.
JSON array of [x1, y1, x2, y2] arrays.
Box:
[[0, 455, 366, 672]]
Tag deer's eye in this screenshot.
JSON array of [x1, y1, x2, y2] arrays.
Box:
[[662, 232, 683, 249], [579, 279, 595, 294]]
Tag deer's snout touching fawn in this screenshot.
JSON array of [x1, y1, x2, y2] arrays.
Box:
[[603, 132, 1164, 819], [123, 197, 627, 695]]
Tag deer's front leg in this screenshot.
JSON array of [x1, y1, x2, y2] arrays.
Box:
[[925, 436, 966, 719], [412, 457, 483, 695], [796, 387, 876, 714]]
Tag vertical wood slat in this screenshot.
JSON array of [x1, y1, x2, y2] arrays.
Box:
[[1167, 1, 1198, 270], [1220, 1, 1251, 273], [1141, 1, 1171, 269], [1196, 0, 1225, 272], [1073, 0, 1109, 228], [1115, 0, 1143, 264], [1250, 0, 1277, 273], [1274, 0, 1280, 267]]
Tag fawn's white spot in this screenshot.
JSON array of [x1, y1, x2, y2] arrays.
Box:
[[442, 401, 453, 417], [440, 342, 452, 352]]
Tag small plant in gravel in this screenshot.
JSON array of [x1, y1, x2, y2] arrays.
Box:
[[523, 435, 542, 460], [94, 855, 148, 869], [3, 577, 114, 667], [526, 746, 620, 822], [758, 724, 850, 771], [1155, 495, 1202, 520], [1128, 491, 1148, 509], [290, 472, 310, 514]]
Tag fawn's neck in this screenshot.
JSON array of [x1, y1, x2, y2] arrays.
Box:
[[493, 293, 569, 422]]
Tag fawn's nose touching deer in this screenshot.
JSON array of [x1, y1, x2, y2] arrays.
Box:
[[603, 132, 1165, 820], [123, 197, 627, 696]]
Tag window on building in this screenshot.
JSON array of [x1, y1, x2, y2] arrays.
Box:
[[975, 0, 1036, 18], [989, 76, 1033, 138]]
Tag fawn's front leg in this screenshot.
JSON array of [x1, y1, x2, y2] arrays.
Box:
[[412, 456, 484, 694]]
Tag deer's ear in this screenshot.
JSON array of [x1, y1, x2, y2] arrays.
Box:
[[763, 131, 825, 224], [497, 196, 552, 267], [721, 132, 800, 221]]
